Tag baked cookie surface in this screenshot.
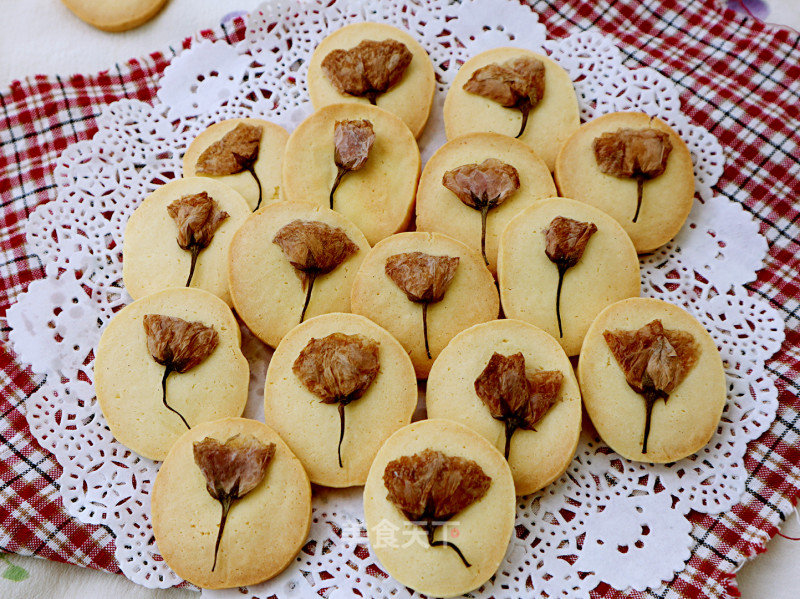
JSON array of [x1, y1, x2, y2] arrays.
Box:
[[363, 418, 516, 598], [122, 176, 250, 307], [307, 22, 436, 138], [350, 232, 499, 378], [228, 201, 369, 348], [281, 103, 420, 246], [443, 47, 580, 171], [151, 417, 311, 589], [415, 132, 557, 274], [94, 288, 249, 461], [554, 111, 695, 253], [61, 0, 168, 32], [497, 197, 640, 356], [578, 297, 726, 463], [263, 312, 417, 487], [426, 319, 582, 495]]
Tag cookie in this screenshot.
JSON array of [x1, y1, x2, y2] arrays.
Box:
[[363, 418, 516, 597], [554, 111, 695, 253], [350, 232, 500, 379], [151, 417, 312, 589], [415, 132, 557, 274], [122, 176, 250, 307], [426, 319, 582, 495], [263, 312, 417, 487], [227, 201, 370, 348], [443, 47, 580, 171], [307, 22, 436, 139], [281, 103, 420, 246], [94, 287, 249, 461], [578, 297, 726, 463], [61, 0, 168, 32], [497, 197, 640, 356], [183, 118, 289, 212]]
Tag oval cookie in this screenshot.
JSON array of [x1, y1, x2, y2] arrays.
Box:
[[152, 417, 311, 589], [578, 297, 726, 463], [61, 0, 168, 32]]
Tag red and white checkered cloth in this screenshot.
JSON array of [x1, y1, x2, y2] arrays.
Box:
[[1, 1, 798, 597]]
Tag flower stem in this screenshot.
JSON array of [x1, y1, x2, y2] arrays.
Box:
[[503, 419, 518, 461], [212, 491, 235, 572], [300, 272, 317, 324], [248, 165, 263, 212], [633, 175, 644, 223], [337, 402, 346, 469], [186, 245, 201, 288], [480, 203, 490, 267], [161, 366, 190, 430], [555, 263, 567, 338], [516, 98, 532, 139], [330, 166, 347, 210], [422, 302, 432, 360], [425, 519, 471, 567]]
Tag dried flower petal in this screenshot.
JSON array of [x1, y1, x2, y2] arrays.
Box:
[[603, 319, 700, 453], [167, 192, 230, 287], [383, 448, 491, 567], [385, 252, 460, 360], [474, 352, 563, 459], [330, 119, 375, 209], [442, 158, 520, 265], [543, 216, 598, 337], [143, 314, 219, 430], [273, 220, 359, 323], [193, 434, 276, 571], [463, 56, 546, 138], [293, 332, 380, 467], [321, 39, 413, 104], [593, 127, 673, 223]]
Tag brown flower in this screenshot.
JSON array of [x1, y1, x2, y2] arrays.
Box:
[[593, 127, 673, 223], [143, 314, 219, 429], [330, 119, 375, 209], [603, 319, 700, 454], [474, 352, 563, 459], [195, 123, 265, 210], [385, 252, 460, 359], [384, 448, 491, 567], [321, 39, 413, 105], [167, 192, 230, 288], [463, 56, 546, 138], [193, 434, 276, 571], [293, 333, 380, 468], [543, 216, 598, 337], [273, 220, 359, 324], [442, 158, 520, 266]]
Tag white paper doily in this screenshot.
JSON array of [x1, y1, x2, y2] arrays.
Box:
[[6, 0, 784, 596]]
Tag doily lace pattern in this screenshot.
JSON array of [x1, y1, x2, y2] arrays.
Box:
[[6, 0, 783, 596]]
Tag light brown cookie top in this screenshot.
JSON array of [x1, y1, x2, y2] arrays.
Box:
[[350, 232, 499, 379], [497, 197, 640, 356], [61, 0, 168, 32], [151, 417, 311, 589], [307, 22, 436, 139], [263, 312, 417, 488], [94, 287, 249, 461], [227, 201, 370, 348], [426, 319, 582, 495], [443, 47, 580, 171], [415, 132, 557, 275], [578, 297, 726, 463], [281, 103, 420, 246], [122, 176, 250, 307], [363, 418, 516, 598], [554, 111, 695, 253], [182, 118, 289, 212]]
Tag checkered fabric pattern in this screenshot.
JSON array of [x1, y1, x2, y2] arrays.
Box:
[[0, 1, 798, 597]]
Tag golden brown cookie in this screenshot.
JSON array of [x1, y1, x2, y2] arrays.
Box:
[[94, 288, 249, 461], [443, 47, 580, 171], [151, 417, 311, 589], [350, 232, 499, 379], [307, 22, 436, 138], [363, 418, 516, 597], [426, 319, 582, 495], [497, 197, 640, 356], [227, 201, 370, 348], [61, 0, 168, 32], [263, 312, 417, 487], [554, 111, 695, 253], [578, 297, 726, 462], [183, 118, 289, 212], [281, 103, 420, 246]]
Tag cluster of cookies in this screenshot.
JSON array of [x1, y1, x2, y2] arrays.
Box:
[[92, 21, 727, 596]]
